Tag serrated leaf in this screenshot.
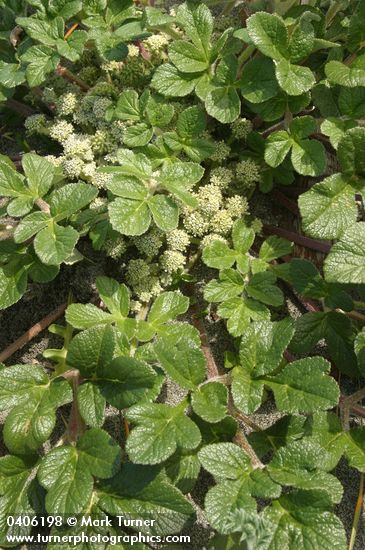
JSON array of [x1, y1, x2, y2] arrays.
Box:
[[259, 236, 292, 261], [240, 57, 279, 103], [155, 334, 206, 390], [169, 40, 209, 73], [217, 297, 270, 337], [148, 291, 189, 325], [324, 222, 365, 283], [325, 58, 365, 87], [337, 126, 365, 176], [299, 173, 357, 239], [263, 490, 346, 549], [67, 325, 115, 377], [151, 63, 200, 97], [246, 12, 288, 60], [191, 382, 228, 423], [204, 481, 256, 534], [275, 59, 315, 95], [291, 138, 326, 176], [50, 183, 97, 220], [248, 415, 306, 457], [205, 85, 241, 124], [265, 131, 292, 167], [246, 271, 284, 306], [266, 357, 339, 413], [13, 211, 51, 243], [123, 123, 153, 148], [148, 195, 178, 232], [176, 1, 213, 56], [109, 197, 151, 236], [198, 443, 251, 480], [0, 266, 27, 310], [96, 276, 130, 317], [65, 303, 113, 329], [126, 402, 201, 465], [34, 224, 79, 266], [202, 240, 237, 269], [22, 153, 55, 197], [98, 463, 195, 535], [96, 356, 157, 410], [204, 269, 244, 303], [38, 428, 120, 514], [77, 382, 106, 428]]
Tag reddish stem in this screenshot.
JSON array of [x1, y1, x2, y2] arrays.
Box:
[[0, 302, 67, 363], [263, 224, 331, 254]]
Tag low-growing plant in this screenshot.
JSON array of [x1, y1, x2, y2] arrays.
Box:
[[2, 0, 365, 548]]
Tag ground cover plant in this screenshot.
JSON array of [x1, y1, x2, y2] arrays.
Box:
[[1, 0, 365, 548]]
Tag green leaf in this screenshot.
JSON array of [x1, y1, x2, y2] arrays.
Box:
[[176, 1, 213, 57], [338, 87, 365, 118], [246, 271, 284, 307], [98, 463, 195, 536], [217, 297, 270, 337], [107, 175, 149, 200], [146, 96, 175, 128], [50, 183, 97, 220], [96, 276, 130, 317], [191, 382, 228, 423], [0, 455, 39, 546], [348, 0, 365, 51], [198, 442, 251, 480], [337, 126, 365, 176], [321, 118, 357, 149], [232, 220, 255, 252], [123, 123, 153, 148], [3, 378, 72, 455], [169, 40, 209, 73], [289, 259, 326, 299], [96, 356, 157, 409], [204, 481, 256, 534], [239, 318, 295, 377], [65, 303, 113, 329], [67, 325, 115, 377], [109, 197, 151, 236], [202, 240, 237, 269], [151, 63, 200, 97], [299, 173, 357, 239], [266, 357, 340, 413], [324, 223, 365, 283], [177, 106, 206, 138], [0, 266, 27, 309], [265, 131, 292, 167], [38, 428, 120, 514], [112, 89, 141, 121], [325, 58, 365, 87], [275, 59, 315, 95], [22, 45, 60, 87], [246, 12, 288, 60], [13, 211, 51, 243], [22, 153, 55, 197], [34, 224, 79, 266], [205, 86, 241, 124], [0, 61, 25, 88], [126, 402, 201, 465], [290, 311, 358, 376], [259, 236, 293, 261], [77, 382, 106, 428], [268, 440, 343, 503], [148, 195, 179, 232], [291, 138, 326, 176], [204, 269, 244, 303], [249, 415, 306, 457], [0, 159, 26, 198], [263, 490, 346, 549], [148, 291, 189, 325], [155, 334, 206, 390], [240, 57, 279, 103]]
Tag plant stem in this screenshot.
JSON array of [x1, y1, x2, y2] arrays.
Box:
[[271, 189, 299, 215], [35, 197, 51, 214], [64, 23, 79, 40], [234, 424, 265, 469], [349, 472, 364, 550], [261, 120, 286, 137], [263, 224, 331, 253], [0, 302, 67, 363], [5, 98, 35, 117], [56, 65, 90, 91], [66, 371, 85, 442]]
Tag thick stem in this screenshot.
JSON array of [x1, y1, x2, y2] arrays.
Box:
[[35, 197, 51, 214], [261, 120, 285, 137], [263, 224, 331, 254], [0, 302, 67, 363], [66, 372, 85, 442], [5, 98, 35, 117], [64, 23, 79, 40], [234, 425, 264, 469], [56, 65, 90, 91], [271, 189, 299, 215]]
